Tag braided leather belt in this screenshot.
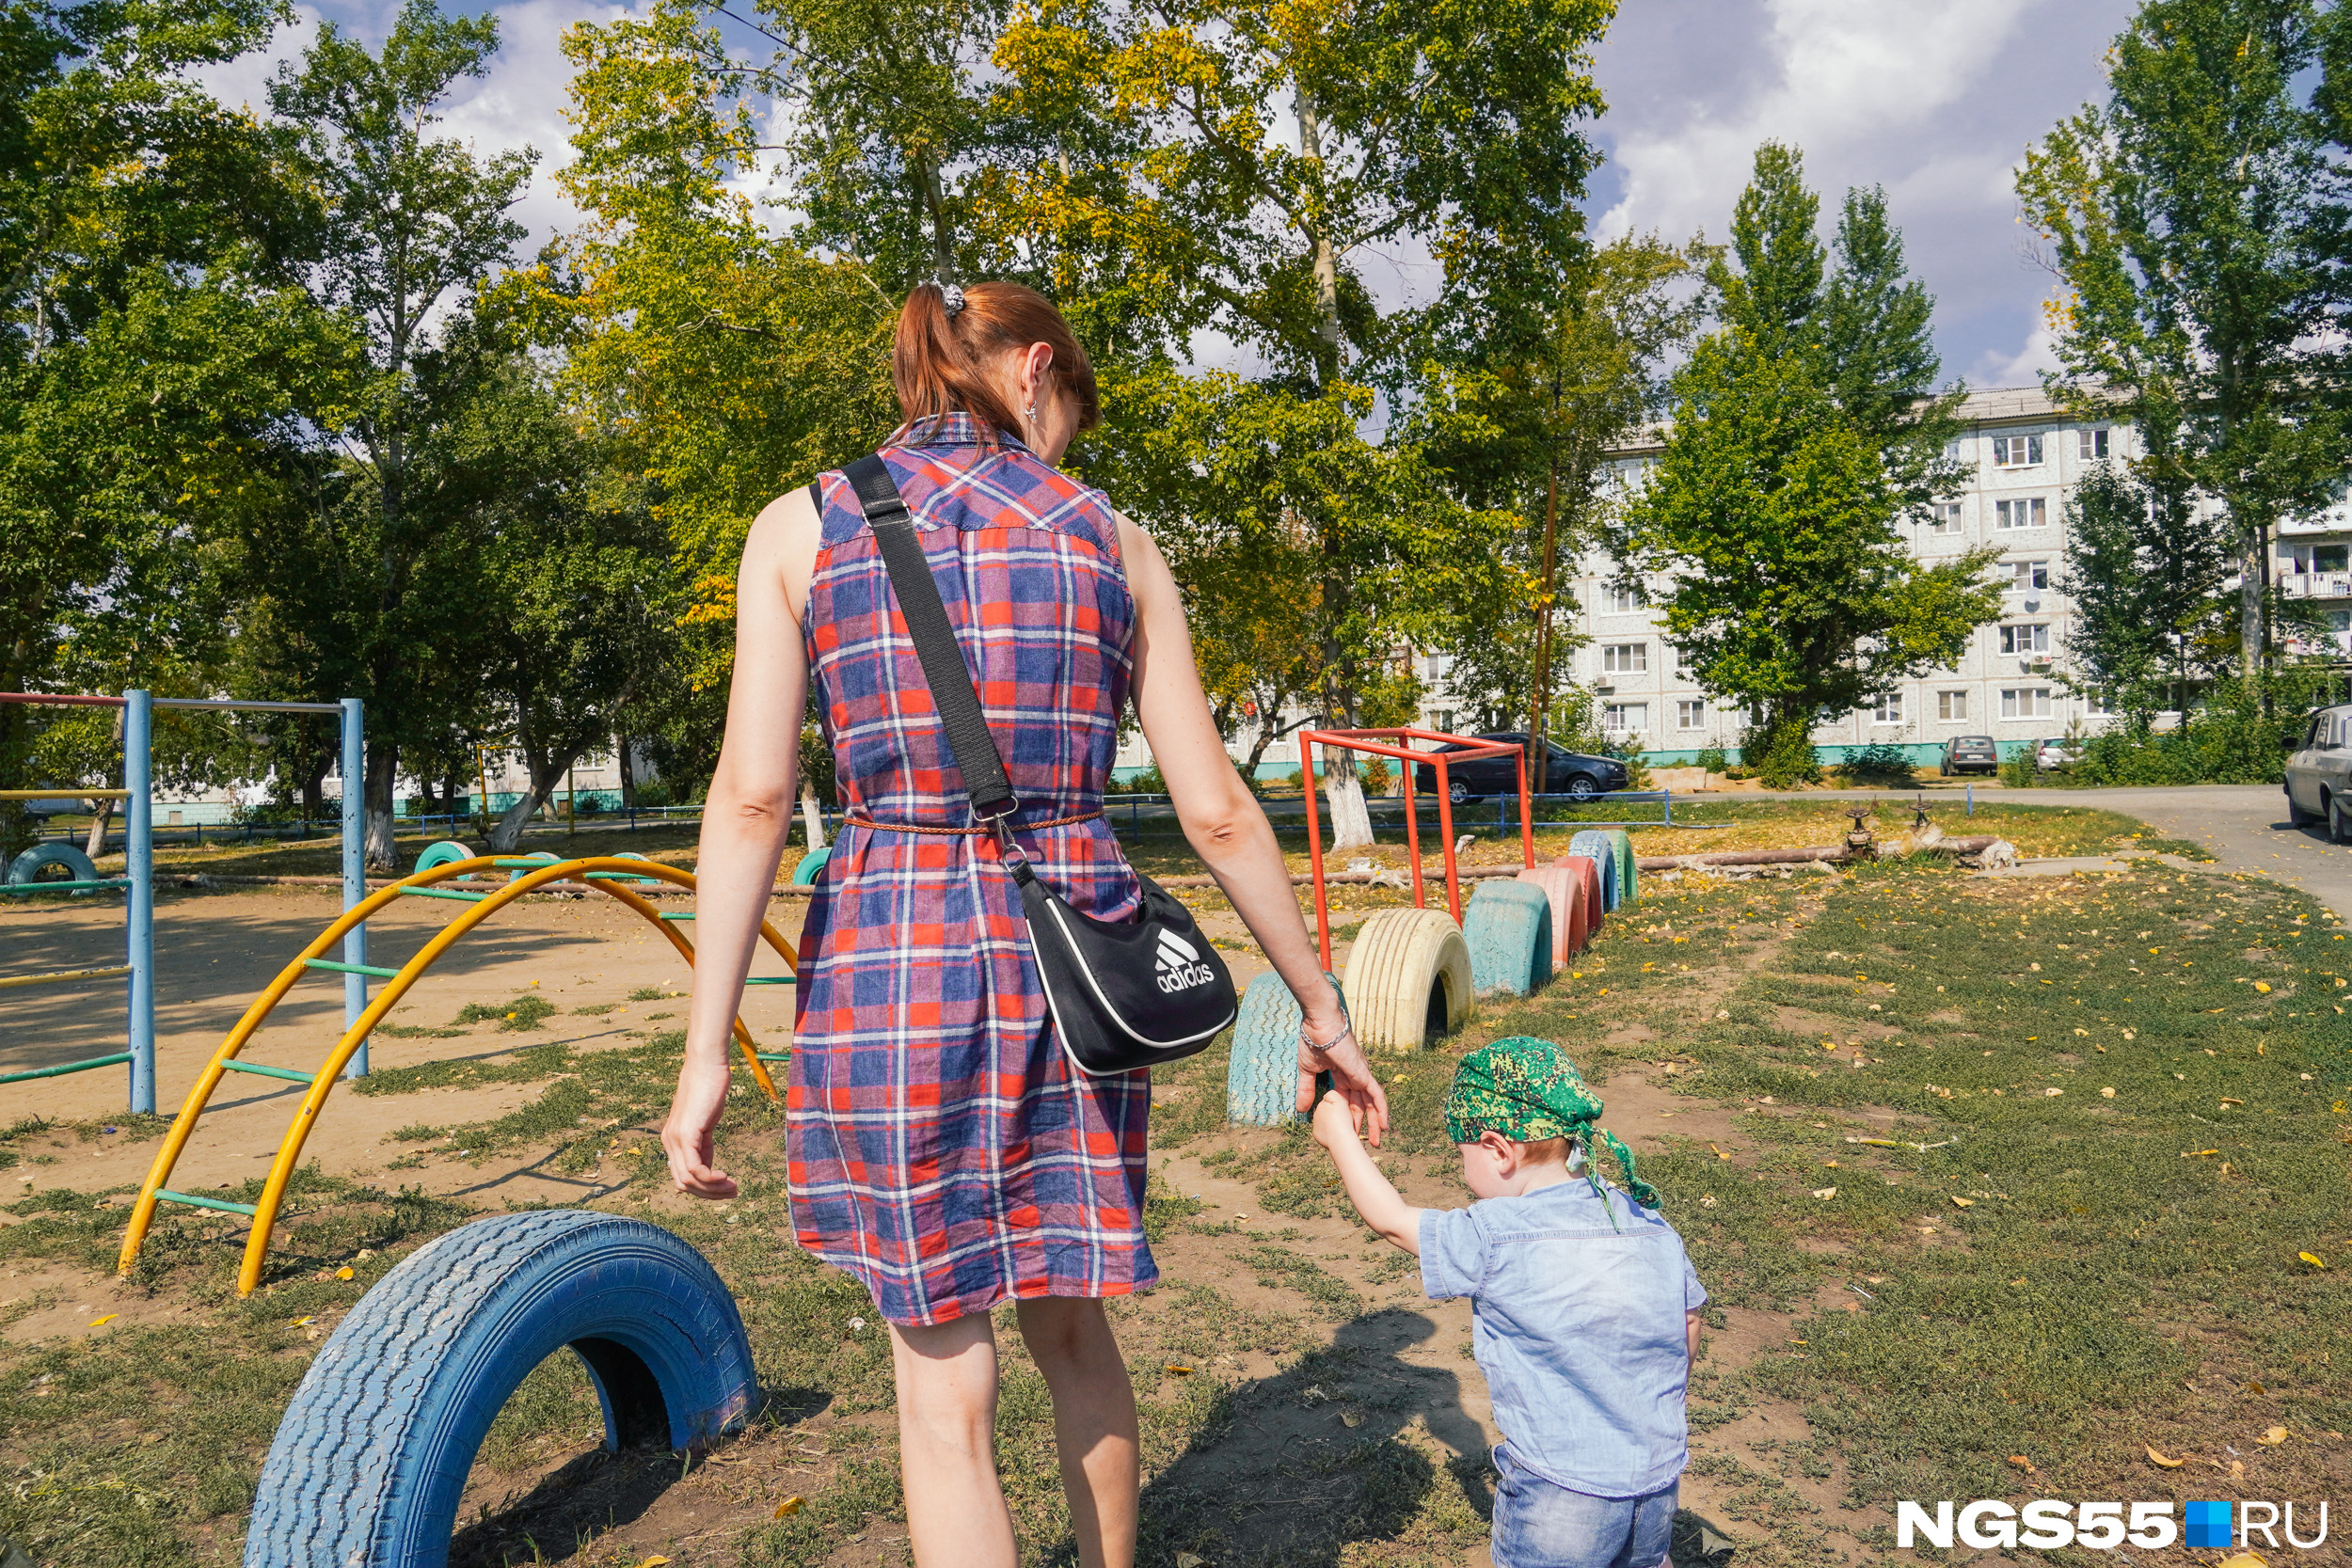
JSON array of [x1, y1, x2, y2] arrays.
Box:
[[845, 809, 1104, 836]]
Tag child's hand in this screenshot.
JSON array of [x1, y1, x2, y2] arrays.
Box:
[[1311, 1089, 1360, 1151]]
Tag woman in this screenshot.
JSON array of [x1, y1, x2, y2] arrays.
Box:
[[661, 279, 1389, 1568]]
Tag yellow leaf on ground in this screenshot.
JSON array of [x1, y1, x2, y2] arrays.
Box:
[[335, 1267, 355, 1280], [88, 1314, 117, 1327], [2300, 1252, 2327, 1269], [2255, 981, 2272, 992], [2182, 1149, 2219, 1158], [289, 1317, 313, 1328], [2100, 1087, 2116, 1098], [633, 1557, 673, 1567], [771, 1498, 804, 1520], [2214, 1555, 2267, 1568], [2258, 1425, 2288, 1445], [2219, 1097, 2245, 1107], [1949, 1196, 1974, 1208], [2146, 1445, 2185, 1467], [2007, 1453, 2036, 1473], [1165, 1365, 1194, 1375], [1810, 1187, 1837, 1200]]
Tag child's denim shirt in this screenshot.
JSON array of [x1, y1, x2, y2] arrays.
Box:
[[1420, 1177, 1705, 1498]]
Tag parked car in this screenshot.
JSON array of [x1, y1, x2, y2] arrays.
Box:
[[1409, 734, 1629, 802], [2034, 737, 2078, 771], [2283, 704, 2352, 838], [1938, 736, 1998, 776]]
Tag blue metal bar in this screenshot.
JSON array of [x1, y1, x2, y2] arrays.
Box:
[[125, 689, 155, 1115], [303, 957, 401, 979], [153, 1188, 261, 1216], [218, 1058, 315, 1085], [342, 697, 367, 1078]]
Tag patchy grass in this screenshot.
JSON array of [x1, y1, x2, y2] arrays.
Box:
[[451, 993, 557, 1031]]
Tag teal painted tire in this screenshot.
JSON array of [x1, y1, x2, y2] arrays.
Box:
[[5, 841, 101, 895], [1603, 828, 1638, 905], [1567, 832, 1619, 911], [608, 850, 663, 887], [1463, 880, 1553, 996], [1225, 970, 1340, 1127], [790, 847, 831, 886], [412, 840, 477, 877]]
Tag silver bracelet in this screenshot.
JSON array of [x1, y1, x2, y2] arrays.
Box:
[[1302, 1019, 1356, 1054]]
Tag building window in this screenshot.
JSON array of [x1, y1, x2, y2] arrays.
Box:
[[1677, 700, 1706, 730], [1929, 502, 1963, 534], [2010, 560, 2050, 590], [1994, 498, 2048, 530], [1601, 579, 1648, 613], [1938, 689, 1968, 721], [1432, 711, 1454, 736], [1602, 642, 1646, 673], [1998, 623, 2051, 655], [2078, 427, 2109, 460], [1871, 693, 1903, 724], [1603, 702, 1648, 734], [1992, 434, 2044, 467], [2086, 689, 2115, 716], [2310, 544, 2349, 574], [2000, 687, 2054, 719]]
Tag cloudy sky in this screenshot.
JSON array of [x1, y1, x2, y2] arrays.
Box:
[[208, 0, 2140, 390]]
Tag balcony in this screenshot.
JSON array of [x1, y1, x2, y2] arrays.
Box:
[[2281, 572, 2352, 600]]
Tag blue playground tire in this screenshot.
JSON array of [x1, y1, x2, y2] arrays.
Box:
[[1567, 832, 1619, 911], [790, 847, 831, 886], [1226, 970, 1340, 1127], [411, 840, 476, 876], [1603, 829, 1638, 905], [1463, 879, 1553, 997], [6, 841, 101, 893], [243, 1211, 756, 1568]]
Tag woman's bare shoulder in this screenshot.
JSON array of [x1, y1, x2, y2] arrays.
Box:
[[748, 483, 826, 621]]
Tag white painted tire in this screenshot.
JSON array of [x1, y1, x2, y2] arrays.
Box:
[[1341, 907, 1472, 1053]]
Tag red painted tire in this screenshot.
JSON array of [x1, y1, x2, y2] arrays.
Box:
[[1514, 865, 1591, 960], [1555, 854, 1605, 934]]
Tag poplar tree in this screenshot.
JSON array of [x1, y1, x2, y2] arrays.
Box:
[[2015, 0, 2352, 678], [1619, 143, 1995, 785]]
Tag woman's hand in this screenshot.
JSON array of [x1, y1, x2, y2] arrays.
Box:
[[661, 1054, 739, 1199], [1297, 1015, 1389, 1146]]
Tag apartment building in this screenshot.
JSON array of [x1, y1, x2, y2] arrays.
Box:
[[1570, 386, 2352, 765]]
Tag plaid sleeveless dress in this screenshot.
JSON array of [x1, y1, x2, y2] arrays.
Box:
[[786, 414, 1155, 1326]]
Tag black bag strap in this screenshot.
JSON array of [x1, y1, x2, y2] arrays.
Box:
[[842, 453, 1021, 826]]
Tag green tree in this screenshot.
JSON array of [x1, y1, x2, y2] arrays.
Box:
[[1620, 144, 1991, 785], [2058, 453, 2234, 716], [2015, 0, 2352, 678], [242, 0, 539, 865]]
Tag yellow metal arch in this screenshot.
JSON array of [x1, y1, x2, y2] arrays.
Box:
[[119, 855, 798, 1294]]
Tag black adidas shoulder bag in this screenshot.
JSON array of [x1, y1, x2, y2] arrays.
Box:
[[843, 453, 1238, 1076]]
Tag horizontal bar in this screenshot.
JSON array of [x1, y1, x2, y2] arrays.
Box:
[[660, 911, 695, 921], [153, 697, 342, 713], [0, 692, 125, 707], [302, 958, 402, 979], [0, 1051, 134, 1084], [755, 1053, 791, 1063], [217, 1058, 315, 1085], [743, 975, 795, 985], [0, 963, 135, 990], [0, 879, 129, 896], [0, 788, 133, 800], [153, 1188, 261, 1216], [396, 884, 489, 903], [583, 871, 666, 882]]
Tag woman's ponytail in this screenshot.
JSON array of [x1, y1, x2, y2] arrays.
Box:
[[891, 280, 1099, 440]]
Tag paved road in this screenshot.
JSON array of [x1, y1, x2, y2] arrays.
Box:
[[1753, 783, 2352, 921]]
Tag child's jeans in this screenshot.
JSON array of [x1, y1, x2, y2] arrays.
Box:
[[1489, 1444, 1677, 1568]]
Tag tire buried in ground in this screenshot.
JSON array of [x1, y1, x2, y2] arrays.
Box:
[[1340, 907, 1472, 1053], [1463, 880, 1552, 997], [244, 1210, 757, 1568], [1226, 970, 1339, 1126]]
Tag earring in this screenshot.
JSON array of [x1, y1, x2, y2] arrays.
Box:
[[1026, 401, 1039, 423]]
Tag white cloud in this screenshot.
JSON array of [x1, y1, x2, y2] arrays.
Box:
[[1596, 0, 2034, 247], [1973, 318, 2062, 388]]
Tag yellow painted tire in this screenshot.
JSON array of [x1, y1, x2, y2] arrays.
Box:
[[1340, 907, 1472, 1053]]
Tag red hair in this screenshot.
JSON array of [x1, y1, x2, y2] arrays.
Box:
[[892, 281, 1100, 439]]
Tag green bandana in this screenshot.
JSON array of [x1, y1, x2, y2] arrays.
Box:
[[1444, 1037, 1661, 1215]]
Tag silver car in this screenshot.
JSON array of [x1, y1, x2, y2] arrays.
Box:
[[2284, 705, 2352, 838]]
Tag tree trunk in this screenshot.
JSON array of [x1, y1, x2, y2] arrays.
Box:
[[800, 782, 827, 851], [617, 731, 635, 809], [2241, 521, 2264, 681], [1323, 760, 1375, 850], [84, 798, 116, 858], [364, 741, 400, 868], [486, 736, 597, 851]]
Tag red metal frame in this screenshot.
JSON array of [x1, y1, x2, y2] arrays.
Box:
[[1297, 727, 1537, 971]]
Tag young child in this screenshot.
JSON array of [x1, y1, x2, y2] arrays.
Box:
[[1312, 1036, 1704, 1568]]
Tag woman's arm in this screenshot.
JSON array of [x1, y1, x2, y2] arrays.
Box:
[[1119, 516, 1389, 1142], [660, 488, 818, 1198]]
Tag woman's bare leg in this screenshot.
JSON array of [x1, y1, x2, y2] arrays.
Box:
[[1015, 1297, 1139, 1568], [890, 1312, 1016, 1568]]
